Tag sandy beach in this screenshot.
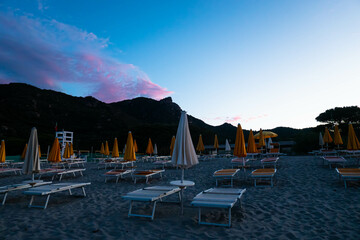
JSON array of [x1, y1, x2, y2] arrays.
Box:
[[1, 155, 360, 239]]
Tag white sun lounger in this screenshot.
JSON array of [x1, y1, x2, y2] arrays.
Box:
[[250, 168, 277, 187], [37, 168, 65, 179], [336, 168, 360, 188], [55, 168, 86, 181], [23, 182, 91, 209], [213, 169, 240, 187], [0, 168, 22, 176], [103, 169, 134, 183], [322, 156, 346, 169], [132, 170, 165, 184], [0, 181, 52, 205], [191, 188, 246, 227], [153, 160, 172, 169], [122, 186, 181, 220], [261, 157, 279, 169]]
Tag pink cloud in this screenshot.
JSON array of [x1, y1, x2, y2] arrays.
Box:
[[0, 11, 172, 102]]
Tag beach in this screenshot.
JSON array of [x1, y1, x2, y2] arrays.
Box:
[[1, 156, 360, 239]]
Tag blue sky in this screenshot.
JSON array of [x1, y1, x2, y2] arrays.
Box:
[[1, 0, 359, 130]]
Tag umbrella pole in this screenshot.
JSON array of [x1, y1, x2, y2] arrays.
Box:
[[181, 168, 184, 183], [32, 173, 34, 182]]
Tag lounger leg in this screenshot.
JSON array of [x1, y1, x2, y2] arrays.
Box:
[[344, 180, 347, 189], [69, 189, 72, 195], [59, 175, 63, 181], [128, 201, 133, 217], [29, 196, 34, 207], [81, 187, 86, 197], [44, 195, 50, 209], [2, 193, 8, 205], [198, 208, 202, 224], [254, 179, 257, 187], [80, 171, 83, 177], [216, 179, 218, 187], [146, 177, 149, 184], [228, 207, 232, 227], [151, 201, 157, 220], [73, 172, 76, 177]]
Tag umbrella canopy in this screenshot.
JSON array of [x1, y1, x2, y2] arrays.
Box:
[[0, 140, 5, 163], [48, 138, 61, 163], [171, 111, 198, 171], [104, 141, 110, 156], [22, 127, 41, 181], [333, 125, 343, 146], [112, 138, 120, 158], [347, 123, 360, 150], [233, 124, 247, 157], [70, 142, 74, 156], [133, 140, 138, 153], [170, 136, 176, 156], [196, 134, 205, 152], [319, 132, 324, 147], [247, 129, 257, 153], [267, 138, 274, 149], [124, 131, 136, 161], [254, 131, 278, 139], [154, 144, 158, 155], [38, 145, 41, 158], [21, 144, 28, 159], [63, 142, 71, 158], [225, 139, 231, 152], [100, 142, 105, 155], [258, 129, 266, 148], [323, 127, 333, 144], [213, 135, 219, 149], [146, 138, 154, 155]]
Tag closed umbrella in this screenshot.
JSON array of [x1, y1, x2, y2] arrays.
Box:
[[319, 132, 324, 149], [112, 138, 119, 158], [234, 124, 247, 158], [247, 129, 257, 153], [22, 127, 41, 182], [0, 140, 5, 163], [48, 138, 61, 163], [100, 142, 105, 155], [323, 127, 333, 149], [21, 144, 28, 160], [39, 145, 41, 159], [146, 138, 154, 155], [225, 139, 231, 152], [258, 129, 266, 150], [170, 136, 175, 156], [333, 125, 343, 149], [213, 134, 219, 153], [154, 144, 158, 155], [104, 141, 110, 157], [196, 134, 205, 154], [124, 131, 136, 162], [63, 142, 71, 158], [134, 140, 138, 153], [347, 123, 360, 150], [267, 138, 274, 150], [70, 142, 74, 157]]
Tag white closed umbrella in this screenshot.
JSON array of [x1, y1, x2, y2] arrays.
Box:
[[267, 137, 274, 150], [319, 132, 324, 149], [171, 111, 199, 182], [22, 127, 41, 182], [153, 144, 158, 155], [225, 139, 231, 152]]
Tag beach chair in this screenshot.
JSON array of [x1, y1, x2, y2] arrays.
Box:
[[37, 168, 65, 180], [250, 168, 277, 187], [122, 186, 181, 220], [0, 181, 52, 205], [153, 160, 172, 169], [335, 168, 360, 188], [213, 169, 240, 187], [54, 168, 86, 181], [322, 156, 346, 169], [0, 168, 22, 176], [261, 157, 279, 169], [23, 182, 91, 209], [132, 170, 165, 184], [103, 169, 134, 183], [191, 188, 246, 227], [231, 158, 250, 168]]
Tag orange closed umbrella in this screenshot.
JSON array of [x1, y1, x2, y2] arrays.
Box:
[[258, 129, 266, 149], [196, 134, 205, 153], [169, 136, 176, 156], [133, 140, 138, 153], [70, 142, 74, 156], [38, 145, 41, 158], [233, 124, 247, 158], [112, 138, 119, 158], [48, 138, 61, 163], [104, 141, 110, 156], [247, 129, 258, 153], [100, 142, 105, 155], [0, 140, 5, 163], [124, 131, 136, 161], [333, 125, 343, 148], [214, 134, 219, 149], [323, 127, 333, 149], [347, 123, 360, 150], [63, 142, 71, 158], [146, 138, 154, 155], [21, 144, 28, 160]]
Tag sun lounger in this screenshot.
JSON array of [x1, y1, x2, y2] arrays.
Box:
[[231, 158, 250, 168], [0, 181, 52, 205], [122, 186, 181, 220], [54, 168, 86, 181], [103, 169, 134, 183], [66, 160, 86, 169], [261, 157, 279, 169], [153, 160, 172, 169], [37, 168, 65, 179], [250, 168, 277, 187], [0, 168, 22, 176], [191, 188, 246, 227], [132, 170, 165, 184], [213, 169, 240, 187], [322, 156, 346, 169], [336, 168, 360, 188], [23, 182, 91, 209]]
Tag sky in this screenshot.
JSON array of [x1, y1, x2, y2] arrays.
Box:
[[0, 0, 359, 130]]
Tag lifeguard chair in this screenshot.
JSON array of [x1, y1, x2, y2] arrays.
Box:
[[56, 130, 73, 157]]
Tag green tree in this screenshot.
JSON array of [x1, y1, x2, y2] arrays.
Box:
[[316, 106, 360, 125]]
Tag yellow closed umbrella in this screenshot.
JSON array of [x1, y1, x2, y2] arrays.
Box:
[[124, 131, 136, 161], [133, 140, 138, 153], [0, 140, 5, 163], [112, 138, 119, 158], [39, 145, 41, 158], [63, 142, 71, 158], [70, 142, 74, 156], [146, 138, 154, 155], [333, 125, 343, 148], [247, 129, 258, 153], [214, 134, 219, 149], [196, 134, 205, 153], [48, 138, 61, 163], [21, 144, 28, 160], [323, 127, 333, 149], [258, 129, 266, 149], [347, 123, 360, 150], [104, 141, 110, 156], [100, 142, 105, 155], [233, 124, 247, 158], [170, 136, 176, 155]]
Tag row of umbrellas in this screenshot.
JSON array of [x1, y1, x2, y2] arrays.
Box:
[[320, 123, 360, 150]]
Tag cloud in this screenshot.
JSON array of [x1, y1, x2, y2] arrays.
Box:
[[0, 11, 172, 102], [204, 114, 269, 126]]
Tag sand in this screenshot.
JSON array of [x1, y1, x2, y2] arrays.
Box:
[[1, 156, 360, 239]]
